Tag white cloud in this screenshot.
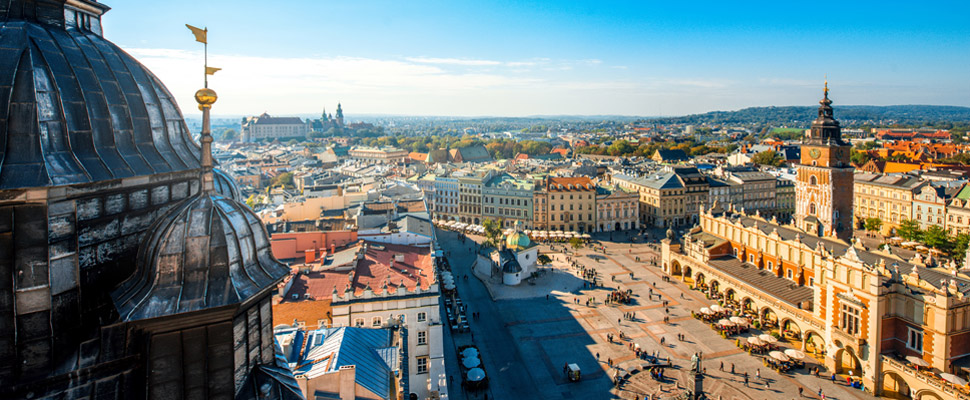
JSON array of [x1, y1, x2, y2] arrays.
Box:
[[405, 57, 503, 66]]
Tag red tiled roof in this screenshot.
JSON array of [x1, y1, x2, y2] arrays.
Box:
[[283, 243, 434, 301]]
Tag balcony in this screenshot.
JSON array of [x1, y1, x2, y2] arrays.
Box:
[[882, 354, 970, 400]]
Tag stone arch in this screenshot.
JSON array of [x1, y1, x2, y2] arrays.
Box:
[[760, 307, 778, 328], [683, 266, 693, 284], [803, 330, 825, 355], [834, 346, 862, 376], [709, 280, 720, 296], [695, 273, 706, 287], [670, 260, 682, 276], [725, 288, 736, 302], [741, 297, 755, 313], [781, 318, 801, 340], [915, 389, 943, 400], [882, 371, 912, 400], [474, 217, 480, 225]]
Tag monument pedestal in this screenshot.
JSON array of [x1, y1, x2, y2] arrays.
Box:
[[687, 371, 704, 400]]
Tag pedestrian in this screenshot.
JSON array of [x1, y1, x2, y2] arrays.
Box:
[[744, 375, 748, 387], [818, 388, 822, 397], [756, 369, 760, 379], [596, 352, 600, 360], [765, 380, 770, 389], [660, 337, 665, 345], [798, 387, 803, 397], [731, 363, 735, 374], [720, 361, 724, 371]]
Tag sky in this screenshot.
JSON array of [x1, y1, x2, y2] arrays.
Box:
[[105, 0, 970, 118]]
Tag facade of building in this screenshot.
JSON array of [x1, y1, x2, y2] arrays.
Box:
[[348, 146, 409, 164], [544, 177, 596, 232], [775, 179, 796, 221], [456, 170, 493, 224], [482, 174, 535, 229], [596, 184, 640, 232], [241, 112, 309, 142], [433, 176, 460, 221], [275, 242, 446, 400], [794, 84, 854, 240], [914, 183, 961, 231], [853, 174, 925, 235], [661, 88, 970, 400]]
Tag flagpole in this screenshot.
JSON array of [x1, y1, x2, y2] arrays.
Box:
[[204, 27, 208, 88]]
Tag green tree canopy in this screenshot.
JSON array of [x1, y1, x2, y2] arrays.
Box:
[[482, 218, 502, 248], [271, 172, 295, 189], [221, 128, 238, 141], [896, 219, 922, 241], [751, 150, 784, 167], [537, 254, 552, 265], [864, 217, 882, 233]]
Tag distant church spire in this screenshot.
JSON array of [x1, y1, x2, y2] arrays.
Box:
[[322, 107, 328, 121]]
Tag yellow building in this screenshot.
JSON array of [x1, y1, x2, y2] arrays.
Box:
[[854, 174, 926, 235], [542, 177, 596, 232]]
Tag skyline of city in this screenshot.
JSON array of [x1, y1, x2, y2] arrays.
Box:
[[109, 0, 970, 118]]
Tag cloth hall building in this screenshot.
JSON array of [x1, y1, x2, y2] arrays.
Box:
[[662, 86, 970, 400]]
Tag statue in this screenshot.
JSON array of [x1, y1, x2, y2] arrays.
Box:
[[666, 228, 675, 241], [690, 352, 701, 373]]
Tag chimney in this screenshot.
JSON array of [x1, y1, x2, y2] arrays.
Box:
[[338, 365, 356, 400], [304, 249, 315, 264], [313, 240, 320, 260]]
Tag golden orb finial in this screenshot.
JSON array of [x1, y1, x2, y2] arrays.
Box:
[[824, 75, 829, 97], [195, 88, 218, 110]]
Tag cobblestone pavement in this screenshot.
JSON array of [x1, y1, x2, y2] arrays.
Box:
[[437, 228, 877, 400]]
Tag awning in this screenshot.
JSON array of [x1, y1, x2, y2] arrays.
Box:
[[759, 334, 778, 344], [941, 373, 968, 386], [784, 349, 805, 360], [769, 351, 790, 362]]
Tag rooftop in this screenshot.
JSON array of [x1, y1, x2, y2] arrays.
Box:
[[283, 242, 435, 300]]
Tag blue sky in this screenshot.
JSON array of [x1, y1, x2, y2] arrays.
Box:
[[105, 1, 970, 118]]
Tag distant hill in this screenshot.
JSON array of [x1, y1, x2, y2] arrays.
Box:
[[644, 105, 970, 127]]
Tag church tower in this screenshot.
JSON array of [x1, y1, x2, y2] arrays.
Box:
[[336, 102, 344, 126], [795, 82, 854, 241]]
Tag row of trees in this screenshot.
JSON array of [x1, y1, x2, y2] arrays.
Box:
[[574, 138, 739, 158], [893, 219, 970, 261]]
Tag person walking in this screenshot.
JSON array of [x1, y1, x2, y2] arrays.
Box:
[[731, 363, 735, 374], [720, 361, 724, 372], [798, 387, 803, 397], [756, 369, 760, 379], [744, 375, 749, 387]]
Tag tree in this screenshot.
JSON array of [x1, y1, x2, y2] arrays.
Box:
[[850, 150, 870, 166], [751, 150, 785, 167], [864, 217, 882, 234], [271, 172, 295, 189], [896, 219, 922, 241], [569, 237, 583, 250], [482, 219, 502, 248], [923, 225, 950, 251], [245, 194, 257, 209], [287, 139, 299, 146], [221, 128, 238, 141], [537, 254, 552, 266], [952, 234, 970, 261]]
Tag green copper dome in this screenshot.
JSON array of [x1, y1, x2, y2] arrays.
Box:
[[506, 231, 532, 250]]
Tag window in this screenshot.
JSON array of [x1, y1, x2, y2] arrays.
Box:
[[809, 203, 816, 215], [809, 277, 814, 287], [907, 328, 923, 353], [417, 312, 426, 322], [416, 357, 429, 374], [355, 318, 364, 327], [787, 269, 793, 279], [372, 317, 382, 327], [841, 304, 861, 335], [417, 331, 427, 345], [767, 261, 773, 270]]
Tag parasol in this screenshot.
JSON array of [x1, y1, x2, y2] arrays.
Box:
[[462, 356, 481, 369], [941, 373, 968, 386], [461, 347, 480, 359], [759, 334, 778, 344], [769, 351, 790, 362], [467, 368, 486, 382], [784, 349, 805, 360]]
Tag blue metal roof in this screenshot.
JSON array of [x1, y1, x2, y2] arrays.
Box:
[[277, 327, 397, 400]]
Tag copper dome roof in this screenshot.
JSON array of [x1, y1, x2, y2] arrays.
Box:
[[112, 193, 288, 321]]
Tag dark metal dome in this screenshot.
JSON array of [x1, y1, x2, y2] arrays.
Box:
[[214, 167, 242, 200], [0, 10, 201, 189], [112, 193, 288, 321]]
